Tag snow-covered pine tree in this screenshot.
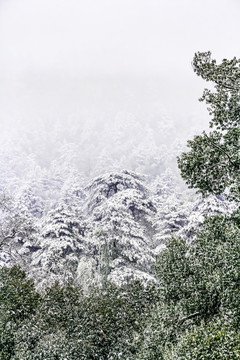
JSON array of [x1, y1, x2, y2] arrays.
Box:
[[0, 192, 39, 269], [84, 170, 157, 285], [151, 170, 192, 252], [182, 194, 237, 241], [30, 204, 88, 288]]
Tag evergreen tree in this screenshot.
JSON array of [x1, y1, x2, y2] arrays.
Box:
[[135, 52, 240, 360], [0, 193, 38, 268], [85, 170, 157, 285], [31, 204, 86, 287], [135, 213, 240, 359], [0, 266, 40, 360], [178, 52, 240, 201], [12, 279, 157, 360]]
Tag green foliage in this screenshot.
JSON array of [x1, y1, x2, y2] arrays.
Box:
[[134, 302, 184, 360], [14, 284, 83, 360], [0, 262, 157, 360], [77, 282, 157, 360], [153, 51, 240, 359], [136, 213, 240, 359], [178, 52, 240, 200], [192, 51, 240, 131], [11, 279, 157, 360], [166, 319, 240, 360], [158, 215, 240, 319], [0, 266, 41, 360]]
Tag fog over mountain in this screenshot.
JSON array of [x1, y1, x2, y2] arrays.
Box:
[[0, 74, 208, 181], [0, 0, 239, 175]]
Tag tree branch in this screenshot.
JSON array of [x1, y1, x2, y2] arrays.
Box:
[[214, 79, 235, 91], [0, 229, 17, 247], [203, 132, 239, 169], [177, 312, 200, 326]]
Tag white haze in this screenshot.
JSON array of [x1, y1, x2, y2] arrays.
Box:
[[0, 0, 239, 179]]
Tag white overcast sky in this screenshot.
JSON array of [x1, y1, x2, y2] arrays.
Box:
[[0, 0, 239, 76], [0, 0, 239, 130]]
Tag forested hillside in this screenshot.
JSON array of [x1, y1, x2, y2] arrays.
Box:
[[0, 52, 239, 359]]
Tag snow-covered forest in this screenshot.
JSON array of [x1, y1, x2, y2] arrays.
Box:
[[1, 1, 240, 359], [0, 104, 232, 288], [1, 52, 240, 359]]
